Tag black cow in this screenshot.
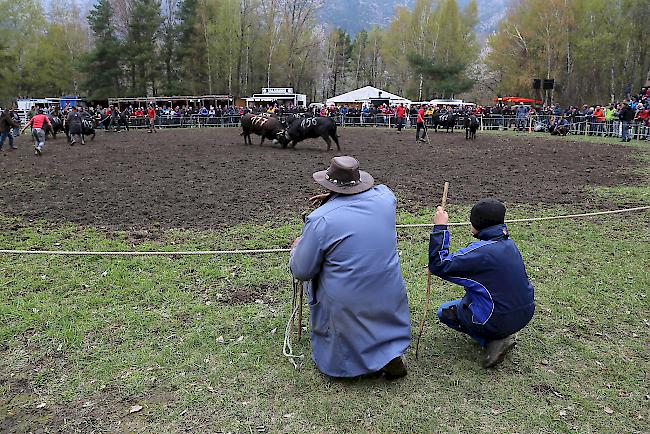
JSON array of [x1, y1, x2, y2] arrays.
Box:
[[100, 109, 130, 132], [45, 115, 64, 139], [431, 112, 458, 133], [240, 113, 288, 147], [285, 117, 340, 151], [464, 115, 479, 140], [66, 117, 97, 141]]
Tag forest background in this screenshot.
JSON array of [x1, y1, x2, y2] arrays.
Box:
[[0, 0, 648, 106]]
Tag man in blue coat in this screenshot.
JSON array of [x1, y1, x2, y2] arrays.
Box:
[[290, 156, 411, 379], [429, 198, 535, 368]]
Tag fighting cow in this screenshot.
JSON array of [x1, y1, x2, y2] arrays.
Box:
[[285, 116, 340, 151], [81, 118, 97, 140], [431, 112, 458, 133], [464, 114, 479, 140], [240, 113, 288, 147], [45, 114, 64, 139], [66, 116, 97, 142]]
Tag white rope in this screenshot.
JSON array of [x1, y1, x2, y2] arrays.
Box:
[[282, 282, 305, 369], [395, 205, 650, 228], [0, 206, 648, 256], [0, 248, 292, 256]]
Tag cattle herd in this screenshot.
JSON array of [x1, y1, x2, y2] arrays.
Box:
[[38, 107, 480, 152], [44, 108, 132, 144], [240, 111, 481, 150]]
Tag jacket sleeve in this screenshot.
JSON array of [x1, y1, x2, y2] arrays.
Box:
[[428, 225, 478, 279], [289, 216, 326, 282]]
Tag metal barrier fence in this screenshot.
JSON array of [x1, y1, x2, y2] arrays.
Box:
[[475, 115, 649, 140], [98, 114, 650, 141]]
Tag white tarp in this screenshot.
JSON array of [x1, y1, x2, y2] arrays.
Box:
[[326, 86, 411, 106]]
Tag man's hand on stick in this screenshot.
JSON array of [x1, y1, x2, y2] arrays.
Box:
[[433, 206, 449, 225]]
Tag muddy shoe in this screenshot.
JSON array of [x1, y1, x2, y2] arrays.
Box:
[[381, 356, 407, 380], [483, 335, 516, 368]]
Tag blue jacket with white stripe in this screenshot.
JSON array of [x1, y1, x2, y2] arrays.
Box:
[[429, 224, 535, 338]]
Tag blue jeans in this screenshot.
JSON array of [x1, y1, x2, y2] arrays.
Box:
[[621, 120, 630, 140], [0, 130, 14, 148]]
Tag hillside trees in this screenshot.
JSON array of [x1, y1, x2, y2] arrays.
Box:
[[379, 0, 479, 99], [486, 0, 650, 104], [0, 0, 89, 100]]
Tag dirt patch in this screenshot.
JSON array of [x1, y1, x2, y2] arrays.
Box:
[[223, 284, 281, 305], [531, 382, 564, 399], [0, 128, 641, 230]]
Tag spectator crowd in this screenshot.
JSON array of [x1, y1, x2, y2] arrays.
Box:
[[2, 87, 649, 144]]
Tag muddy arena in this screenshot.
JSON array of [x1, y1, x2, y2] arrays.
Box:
[[0, 128, 641, 229]]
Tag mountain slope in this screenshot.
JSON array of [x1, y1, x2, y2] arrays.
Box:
[[318, 0, 508, 36]]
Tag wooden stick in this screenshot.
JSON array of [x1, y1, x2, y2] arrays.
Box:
[[441, 182, 449, 209], [297, 283, 303, 341], [289, 279, 297, 337], [415, 271, 432, 359], [415, 182, 449, 360]]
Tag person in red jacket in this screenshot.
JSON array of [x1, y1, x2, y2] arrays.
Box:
[[21, 108, 52, 156], [147, 104, 157, 133], [416, 105, 427, 142], [395, 103, 407, 132]]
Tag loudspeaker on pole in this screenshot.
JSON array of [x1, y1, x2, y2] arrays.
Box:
[[543, 79, 555, 90]]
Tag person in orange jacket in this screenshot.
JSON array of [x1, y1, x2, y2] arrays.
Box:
[[592, 105, 605, 135]]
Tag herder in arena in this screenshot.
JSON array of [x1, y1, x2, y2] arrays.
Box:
[[290, 156, 411, 379]]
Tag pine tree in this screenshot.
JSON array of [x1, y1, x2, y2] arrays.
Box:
[[126, 0, 163, 96], [175, 0, 209, 95], [82, 0, 123, 99]]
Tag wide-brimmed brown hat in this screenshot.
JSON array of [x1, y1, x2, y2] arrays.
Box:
[[312, 156, 374, 195]]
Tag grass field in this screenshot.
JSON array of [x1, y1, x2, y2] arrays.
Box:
[[1, 136, 649, 433]]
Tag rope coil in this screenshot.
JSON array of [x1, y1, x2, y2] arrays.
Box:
[[282, 279, 305, 369]]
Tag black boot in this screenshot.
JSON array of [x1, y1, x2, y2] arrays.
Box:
[[483, 335, 516, 368], [381, 356, 407, 380]]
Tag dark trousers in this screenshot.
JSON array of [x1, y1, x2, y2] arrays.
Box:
[[0, 129, 14, 148], [416, 122, 427, 140], [397, 117, 405, 131], [438, 298, 534, 347]]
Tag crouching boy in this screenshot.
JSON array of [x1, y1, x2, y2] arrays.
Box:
[[428, 198, 535, 368]]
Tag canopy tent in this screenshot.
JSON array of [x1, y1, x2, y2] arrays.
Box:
[[326, 86, 411, 107], [494, 97, 543, 104]]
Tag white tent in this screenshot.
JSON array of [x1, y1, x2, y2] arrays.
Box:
[[326, 86, 412, 107]]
